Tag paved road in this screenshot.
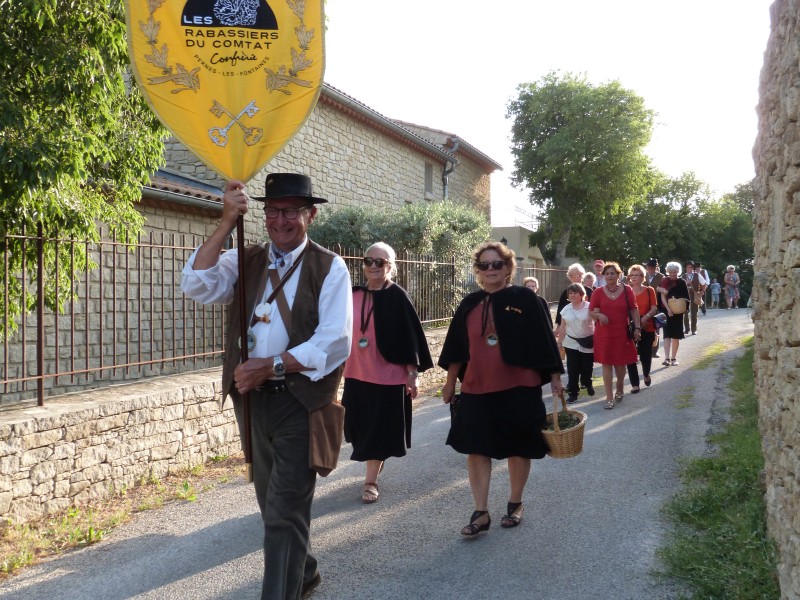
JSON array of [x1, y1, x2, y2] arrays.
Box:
[[0, 309, 754, 600]]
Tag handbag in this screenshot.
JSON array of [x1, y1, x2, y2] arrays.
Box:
[[667, 297, 688, 315], [568, 334, 594, 349], [308, 401, 345, 477], [622, 284, 636, 340]]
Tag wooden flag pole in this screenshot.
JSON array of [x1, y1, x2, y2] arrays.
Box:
[[236, 214, 254, 483]]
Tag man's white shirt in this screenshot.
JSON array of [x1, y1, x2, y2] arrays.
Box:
[[181, 237, 352, 381]]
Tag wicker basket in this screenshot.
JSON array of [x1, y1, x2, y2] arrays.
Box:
[[667, 297, 688, 315], [542, 391, 587, 459]]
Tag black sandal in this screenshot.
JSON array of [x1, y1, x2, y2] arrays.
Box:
[[461, 510, 490, 536], [501, 502, 523, 528]]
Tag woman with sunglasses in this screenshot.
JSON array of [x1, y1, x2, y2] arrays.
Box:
[[589, 261, 641, 409], [440, 242, 564, 536], [342, 242, 433, 504]]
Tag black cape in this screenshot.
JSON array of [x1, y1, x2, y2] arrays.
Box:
[[354, 282, 434, 372], [438, 286, 564, 382]]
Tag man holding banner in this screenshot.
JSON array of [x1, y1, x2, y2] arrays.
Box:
[[181, 173, 352, 599], [128, 0, 333, 593]]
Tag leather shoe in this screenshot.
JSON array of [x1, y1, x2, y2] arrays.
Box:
[[302, 573, 322, 598]]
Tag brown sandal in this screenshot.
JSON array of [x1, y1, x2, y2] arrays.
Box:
[[362, 482, 379, 504]]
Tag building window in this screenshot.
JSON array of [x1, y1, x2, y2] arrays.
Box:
[[424, 162, 434, 200]]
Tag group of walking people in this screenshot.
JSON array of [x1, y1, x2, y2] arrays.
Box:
[[553, 260, 648, 410], [551, 258, 743, 414], [182, 172, 741, 599]]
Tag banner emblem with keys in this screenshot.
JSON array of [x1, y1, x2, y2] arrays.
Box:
[[126, 0, 325, 181]]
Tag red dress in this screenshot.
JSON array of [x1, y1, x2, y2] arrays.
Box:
[[589, 285, 639, 365]]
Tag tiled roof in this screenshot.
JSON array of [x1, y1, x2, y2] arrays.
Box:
[[391, 120, 503, 171], [145, 170, 223, 201]]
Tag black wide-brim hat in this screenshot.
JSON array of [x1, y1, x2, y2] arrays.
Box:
[[253, 173, 328, 204]]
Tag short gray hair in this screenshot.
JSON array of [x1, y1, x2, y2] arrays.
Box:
[[365, 242, 397, 278], [567, 262, 586, 279], [665, 261, 682, 276]]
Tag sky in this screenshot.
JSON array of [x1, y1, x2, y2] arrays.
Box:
[[322, 0, 774, 226]]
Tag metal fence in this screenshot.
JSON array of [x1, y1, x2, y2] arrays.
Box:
[[1, 231, 566, 406]]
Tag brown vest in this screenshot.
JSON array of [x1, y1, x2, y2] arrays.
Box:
[[683, 272, 701, 298], [221, 240, 343, 412]]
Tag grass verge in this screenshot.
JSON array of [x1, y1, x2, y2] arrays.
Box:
[[656, 336, 780, 598], [0, 455, 244, 580]]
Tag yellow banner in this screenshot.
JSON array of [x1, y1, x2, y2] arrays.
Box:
[[126, 0, 324, 182]]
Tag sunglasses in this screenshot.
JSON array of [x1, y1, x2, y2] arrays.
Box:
[[475, 260, 506, 271], [363, 257, 388, 267]]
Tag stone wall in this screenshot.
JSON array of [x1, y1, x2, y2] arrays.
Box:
[[0, 371, 240, 523], [445, 153, 492, 217], [0, 331, 446, 525], [752, 0, 800, 596]]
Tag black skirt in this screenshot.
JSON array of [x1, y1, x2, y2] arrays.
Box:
[[446, 386, 548, 460], [663, 313, 685, 339], [342, 378, 411, 461]]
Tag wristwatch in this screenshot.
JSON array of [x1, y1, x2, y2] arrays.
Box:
[[272, 354, 286, 377]]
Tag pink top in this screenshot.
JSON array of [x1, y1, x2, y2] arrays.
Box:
[[343, 289, 407, 385], [461, 298, 541, 394]]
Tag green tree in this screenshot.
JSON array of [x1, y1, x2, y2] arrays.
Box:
[[0, 0, 166, 338], [311, 200, 491, 321], [310, 199, 491, 258], [698, 181, 754, 300], [543, 169, 753, 289], [508, 71, 654, 265]]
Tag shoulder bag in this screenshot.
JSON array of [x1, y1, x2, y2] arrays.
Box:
[[568, 334, 594, 349], [622, 284, 636, 340], [667, 297, 688, 315], [269, 270, 344, 477]]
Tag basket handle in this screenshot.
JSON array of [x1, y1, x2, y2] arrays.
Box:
[[552, 390, 568, 433]]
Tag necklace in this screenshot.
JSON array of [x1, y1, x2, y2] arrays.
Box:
[[606, 285, 620, 293], [358, 280, 388, 348], [480, 294, 499, 347]]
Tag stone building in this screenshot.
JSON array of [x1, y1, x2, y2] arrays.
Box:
[[154, 83, 500, 244], [753, 0, 800, 596]]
